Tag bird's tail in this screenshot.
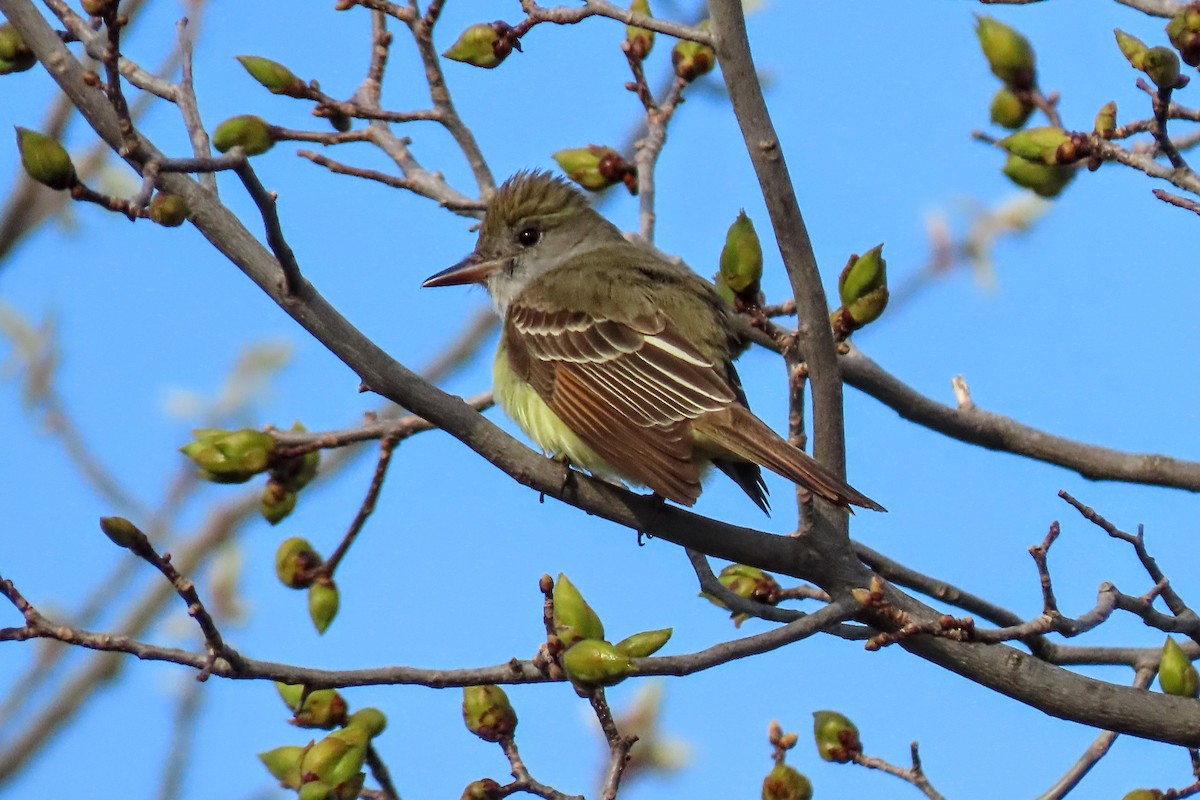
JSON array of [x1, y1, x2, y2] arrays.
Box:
[[695, 407, 886, 512]]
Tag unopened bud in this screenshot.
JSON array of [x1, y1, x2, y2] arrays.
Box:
[[461, 778, 504, 800], [974, 15, 1036, 90], [672, 21, 714, 82], [812, 710, 861, 762], [148, 193, 189, 227], [625, 0, 655, 60], [997, 126, 1082, 166], [275, 683, 348, 728], [16, 127, 76, 190], [1144, 46, 1183, 89], [1094, 101, 1117, 138], [462, 684, 518, 742], [301, 726, 368, 788], [718, 210, 763, 306], [1159, 636, 1199, 697], [180, 428, 275, 483], [258, 744, 308, 789], [80, 0, 113, 14], [560, 639, 633, 687], [308, 578, 339, 634], [552, 573, 605, 646], [236, 55, 306, 96], [443, 21, 521, 69], [761, 763, 813, 800], [0, 24, 35, 74], [1121, 791, 1165, 800], [1167, 3, 1200, 67], [99, 516, 147, 550], [212, 114, 275, 156], [274, 537, 321, 589], [702, 564, 782, 612], [989, 86, 1033, 130], [261, 479, 298, 525], [346, 707, 388, 738], [837, 244, 887, 319], [1001, 153, 1075, 198], [298, 782, 334, 800], [614, 628, 672, 658], [553, 145, 635, 193], [1115, 29, 1149, 70]]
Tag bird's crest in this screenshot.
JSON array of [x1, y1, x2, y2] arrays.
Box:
[[482, 170, 589, 238]]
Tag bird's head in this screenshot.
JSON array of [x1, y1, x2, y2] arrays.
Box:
[[423, 170, 621, 314]]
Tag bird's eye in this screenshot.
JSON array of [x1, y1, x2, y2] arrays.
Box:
[[517, 227, 541, 247]]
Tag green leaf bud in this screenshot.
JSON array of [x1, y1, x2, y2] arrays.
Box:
[[997, 126, 1083, 166], [212, 114, 275, 156], [15, 127, 76, 190], [553, 145, 635, 193], [0, 24, 34, 73], [813, 710, 861, 762], [1159, 636, 1199, 698], [1121, 791, 1165, 800], [308, 578, 339, 635], [274, 537, 321, 590], [1143, 46, 1183, 89], [974, 15, 1035, 89], [1115, 29, 1149, 71], [148, 193, 189, 227], [989, 86, 1033, 130], [261, 480, 298, 525], [301, 726, 369, 788], [1094, 101, 1117, 138], [333, 772, 365, 800], [461, 779, 504, 800], [99, 516, 148, 550], [838, 244, 886, 309], [462, 684, 518, 742], [1000, 153, 1075, 198], [626, 0, 655, 61], [718, 210, 763, 306], [560, 639, 633, 687], [179, 428, 275, 483], [442, 21, 521, 69], [298, 782, 334, 800], [614, 628, 672, 658], [552, 573, 605, 646], [236, 55, 306, 96], [701, 563, 782, 611], [275, 683, 349, 728], [1167, 3, 1200, 67], [346, 707, 388, 738], [761, 763, 813, 800], [672, 21, 714, 82], [258, 744, 308, 789]]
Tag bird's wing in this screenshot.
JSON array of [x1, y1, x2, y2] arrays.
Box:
[[505, 301, 736, 506]]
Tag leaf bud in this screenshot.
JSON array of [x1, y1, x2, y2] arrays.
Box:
[[461, 779, 504, 800], [553, 145, 635, 193], [625, 0, 655, 61], [1159, 636, 1199, 698], [346, 707, 388, 738], [212, 114, 275, 156], [560, 639, 633, 687], [275, 683, 348, 728], [148, 192, 189, 227], [15, 127, 76, 190], [989, 86, 1033, 130], [614, 628, 672, 658], [1143, 46, 1183, 89], [1121, 791, 1165, 800], [1167, 3, 1200, 67], [1115, 29, 1149, 70], [258, 744, 308, 789], [1000, 153, 1075, 198], [462, 684, 518, 742], [298, 782, 334, 800], [1094, 101, 1117, 138], [718, 210, 764, 306], [812, 709, 861, 762], [672, 21, 714, 82], [702, 564, 782, 613], [552, 573, 605, 646], [997, 126, 1084, 166], [180, 428, 275, 483], [974, 15, 1036, 90], [0, 24, 35, 74], [274, 537, 321, 590], [301, 726, 368, 788], [236, 55, 307, 96], [308, 578, 340, 635], [99, 516, 148, 550], [761, 763, 813, 800], [80, 0, 114, 14], [261, 479, 298, 525], [333, 773, 365, 800], [442, 21, 521, 69]]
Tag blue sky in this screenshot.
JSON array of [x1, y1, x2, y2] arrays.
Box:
[[2, 1, 1198, 799]]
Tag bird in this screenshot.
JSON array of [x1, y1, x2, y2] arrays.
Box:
[[423, 170, 884, 514]]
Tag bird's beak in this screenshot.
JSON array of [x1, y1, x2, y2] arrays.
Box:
[[422, 252, 507, 288]]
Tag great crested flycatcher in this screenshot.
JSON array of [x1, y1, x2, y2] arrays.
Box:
[[423, 171, 884, 514]]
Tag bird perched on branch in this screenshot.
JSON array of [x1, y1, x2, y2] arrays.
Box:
[[424, 171, 883, 515]]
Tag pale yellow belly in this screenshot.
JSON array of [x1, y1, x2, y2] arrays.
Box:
[[492, 343, 619, 478]]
